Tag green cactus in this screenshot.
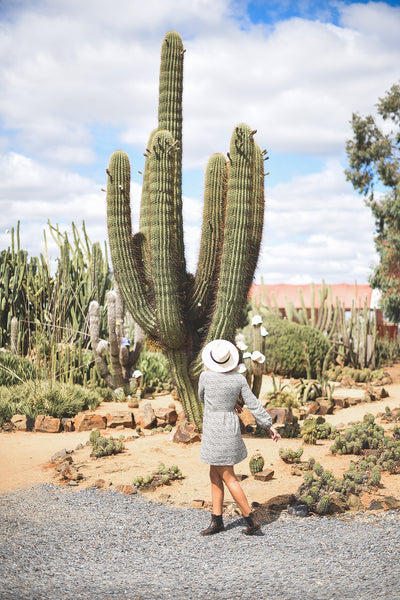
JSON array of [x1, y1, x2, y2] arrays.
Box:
[[106, 32, 265, 428], [316, 495, 330, 515], [249, 452, 265, 475]]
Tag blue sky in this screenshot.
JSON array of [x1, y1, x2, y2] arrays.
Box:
[[1, 0, 400, 284]]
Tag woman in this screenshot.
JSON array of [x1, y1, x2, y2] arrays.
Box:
[[198, 339, 281, 536]]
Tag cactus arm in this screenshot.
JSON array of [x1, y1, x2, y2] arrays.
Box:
[[187, 153, 227, 319], [158, 31, 186, 277], [107, 290, 124, 388], [148, 130, 186, 348], [204, 125, 259, 340], [310, 282, 316, 328], [106, 150, 157, 336], [88, 300, 115, 389]]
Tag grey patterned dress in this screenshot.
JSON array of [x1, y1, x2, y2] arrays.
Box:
[[198, 370, 273, 466]]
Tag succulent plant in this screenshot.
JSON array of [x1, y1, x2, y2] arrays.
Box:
[[249, 452, 265, 475], [105, 32, 266, 429]]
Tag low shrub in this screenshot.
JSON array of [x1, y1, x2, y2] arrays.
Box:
[[0, 351, 41, 386], [262, 313, 331, 378], [0, 380, 102, 425]]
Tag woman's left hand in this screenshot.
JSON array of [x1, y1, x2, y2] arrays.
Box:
[[269, 426, 281, 442]]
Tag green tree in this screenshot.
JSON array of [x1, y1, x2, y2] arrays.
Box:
[[345, 83, 400, 322]]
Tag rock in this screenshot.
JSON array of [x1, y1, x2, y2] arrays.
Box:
[[34, 415, 61, 433], [172, 420, 201, 444], [132, 403, 156, 429], [254, 468, 274, 482], [61, 418, 74, 432], [366, 499, 384, 511], [51, 449, 72, 463], [347, 493, 363, 512], [11, 414, 33, 431], [381, 496, 400, 510], [333, 397, 348, 409], [328, 493, 348, 514], [262, 493, 297, 512], [347, 397, 361, 406], [93, 479, 107, 489], [115, 485, 137, 495], [191, 499, 205, 508], [306, 401, 320, 415], [315, 397, 334, 415], [288, 504, 308, 517], [266, 407, 293, 425], [74, 413, 107, 432], [154, 407, 178, 426], [105, 411, 134, 428], [238, 406, 256, 428], [59, 463, 82, 481]]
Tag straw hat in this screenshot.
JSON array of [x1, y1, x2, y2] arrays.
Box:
[[201, 339, 239, 373]]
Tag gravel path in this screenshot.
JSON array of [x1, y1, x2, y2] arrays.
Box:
[[0, 484, 399, 600]]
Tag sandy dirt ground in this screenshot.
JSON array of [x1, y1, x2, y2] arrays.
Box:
[[1, 368, 400, 510]]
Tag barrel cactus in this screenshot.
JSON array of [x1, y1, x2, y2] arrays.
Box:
[[249, 452, 265, 475], [106, 32, 266, 429]]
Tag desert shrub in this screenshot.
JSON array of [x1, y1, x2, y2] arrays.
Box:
[[0, 380, 102, 423], [0, 351, 41, 386], [262, 313, 331, 378], [375, 335, 400, 366], [136, 350, 173, 393]]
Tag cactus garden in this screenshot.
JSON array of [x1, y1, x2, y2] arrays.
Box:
[[1, 31, 400, 518]]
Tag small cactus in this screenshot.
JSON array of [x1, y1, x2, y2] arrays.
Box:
[[249, 452, 265, 475]]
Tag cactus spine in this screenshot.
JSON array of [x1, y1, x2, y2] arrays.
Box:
[[106, 32, 265, 428]]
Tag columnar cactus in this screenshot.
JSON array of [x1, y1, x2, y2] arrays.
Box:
[[106, 31, 266, 428]]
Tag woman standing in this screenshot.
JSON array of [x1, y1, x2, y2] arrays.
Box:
[[199, 339, 281, 536]]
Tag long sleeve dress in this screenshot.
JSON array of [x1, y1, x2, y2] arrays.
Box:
[[198, 370, 273, 466]]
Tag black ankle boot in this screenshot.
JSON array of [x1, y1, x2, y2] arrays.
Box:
[[200, 514, 224, 536], [242, 512, 261, 535]]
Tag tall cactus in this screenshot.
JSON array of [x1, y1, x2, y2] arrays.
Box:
[[106, 31, 266, 428]]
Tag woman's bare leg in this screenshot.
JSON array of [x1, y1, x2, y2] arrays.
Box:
[[209, 465, 224, 515], [215, 465, 252, 517]]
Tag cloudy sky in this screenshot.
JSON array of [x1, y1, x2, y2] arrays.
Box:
[[1, 0, 399, 284]]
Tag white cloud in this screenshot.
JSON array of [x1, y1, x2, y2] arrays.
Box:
[[0, 0, 397, 285]]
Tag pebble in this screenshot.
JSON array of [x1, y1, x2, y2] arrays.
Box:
[[0, 483, 399, 600]]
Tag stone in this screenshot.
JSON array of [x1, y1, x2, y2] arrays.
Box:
[[315, 397, 334, 415], [366, 499, 384, 511], [11, 414, 33, 431], [328, 493, 348, 514], [116, 485, 137, 495], [381, 496, 400, 510], [347, 397, 361, 406], [306, 401, 320, 415], [34, 415, 60, 433], [61, 418, 74, 432], [172, 420, 201, 444], [51, 449, 72, 463], [288, 504, 308, 517], [74, 413, 107, 432], [154, 407, 178, 426], [132, 402, 156, 429], [254, 468, 274, 482], [262, 493, 297, 512], [347, 493, 363, 512], [238, 406, 256, 428], [191, 499, 205, 508], [266, 407, 293, 425], [105, 411, 134, 429], [333, 397, 348, 409], [59, 463, 82, 481]]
